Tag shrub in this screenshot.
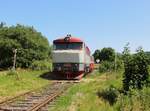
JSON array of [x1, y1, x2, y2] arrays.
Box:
[[97, 85, 119, 105], [116, 87, 150, 111], [123, 46, 149, 91], [99, 47, 115, 62], [115, 59, 124, 70], [99, 60, 123, 73], [99, 61, 114, 73], [93, 47, 115, 63], [30, 60, 52, 71]]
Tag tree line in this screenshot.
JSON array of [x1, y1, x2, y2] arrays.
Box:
[[93, 45, 149, 92], [0, 22, 51, 69], [93, 47, 115, 63]]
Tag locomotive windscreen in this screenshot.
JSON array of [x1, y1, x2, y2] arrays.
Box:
[[53, 42, 83, 50]]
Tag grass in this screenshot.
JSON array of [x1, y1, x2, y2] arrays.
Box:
[[0, 69, 50, 101], [0, 69, 149, 111], [49, 70, 150, 111], [115, 87, 150, 111], [49, 71, 122, 111]]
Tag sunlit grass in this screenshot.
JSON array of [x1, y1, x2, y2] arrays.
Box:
[[50, 70, 150, 111], [50, 71, 123, 111], [0, 69, 49, 101]]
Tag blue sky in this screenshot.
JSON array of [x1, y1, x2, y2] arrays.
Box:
[[0, 0, 150, 53]]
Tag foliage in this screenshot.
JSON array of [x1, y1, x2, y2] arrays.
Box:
[[93, 47, 115, 63], [99, 47, 115, 62], [50, 71, 123, 111], [93, 49, 101, 63], [116, 58, 124, 70], [0, 24, 51, 68], [99, 59, 123, 73], [0, 22, 6, 28], [48, 69, 150, 111], [97, 85, 119, 105], [144, 51, 150, 64], [30, 60, 52, 71], [122, 45, 149, 91], [99, 61, 114, 73], [116, 87, 150, 111]]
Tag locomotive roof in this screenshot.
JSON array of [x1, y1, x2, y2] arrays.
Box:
[[53, 36, 83, 43]]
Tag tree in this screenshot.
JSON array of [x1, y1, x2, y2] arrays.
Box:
[[99, 47, 115, 62], [144, 51, 150, 64], [93, 47, 116, 63], [0, 24, 51, 68], [0, 22, 6, 28], [93, 49, 100, 63], [123, 46, 149, 92]]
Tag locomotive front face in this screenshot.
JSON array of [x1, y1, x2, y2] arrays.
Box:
[[52, 42, 85, 73]]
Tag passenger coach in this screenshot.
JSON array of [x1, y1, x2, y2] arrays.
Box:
[[52, 34, 94, 79]]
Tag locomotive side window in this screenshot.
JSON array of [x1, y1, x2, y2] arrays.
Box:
[[54, 42, 83, 50]]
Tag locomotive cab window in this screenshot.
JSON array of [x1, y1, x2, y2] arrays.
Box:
[[53, 42, 83, 50]]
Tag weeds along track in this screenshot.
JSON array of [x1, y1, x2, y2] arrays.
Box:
[[0, 80, 79, 111]]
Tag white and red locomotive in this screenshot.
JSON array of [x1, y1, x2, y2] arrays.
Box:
[[52, 34, 94, 79]]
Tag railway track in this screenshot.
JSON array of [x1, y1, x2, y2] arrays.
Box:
[[0, 81, 79, 111]]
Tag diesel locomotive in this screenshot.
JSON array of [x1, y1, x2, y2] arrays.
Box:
[[52, 34, 94, 79]]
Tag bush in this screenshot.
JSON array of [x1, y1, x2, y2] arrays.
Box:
[[116, 59, 124, 70], [99, 61, 114, 73], [30, 60, 52, 71], [99, 47, 115, 62], [116, 87, 150, 111], [99, 60, 123, 73], [123, 47, 149, 91], [93, 47, 115, 63], [97, 85, 119, 105]]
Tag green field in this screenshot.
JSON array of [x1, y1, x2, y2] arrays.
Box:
[[0, 69, 50, 102]]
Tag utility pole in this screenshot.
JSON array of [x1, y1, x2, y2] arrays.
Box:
[[114, 51, 117, 73], [13, 49, 17, 70]]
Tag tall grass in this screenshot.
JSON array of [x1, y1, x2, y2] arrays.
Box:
[[49, 70, 150, 111], [114, 87, 150, 111], [0, 70, 49, 101]]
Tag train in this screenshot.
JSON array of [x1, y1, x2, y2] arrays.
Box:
[[52, 34, 94, 79]]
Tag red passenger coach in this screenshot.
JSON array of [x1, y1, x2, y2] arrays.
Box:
[[52, 34, 94, 79]]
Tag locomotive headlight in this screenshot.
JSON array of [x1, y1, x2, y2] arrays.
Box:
[[58, 66, 61, 71], [56, 64, 61, 71], [75, 64, 78, 67], [73, 64, 79, 71], [56, 63, 60, 66], [74, 64, 78, 69]]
